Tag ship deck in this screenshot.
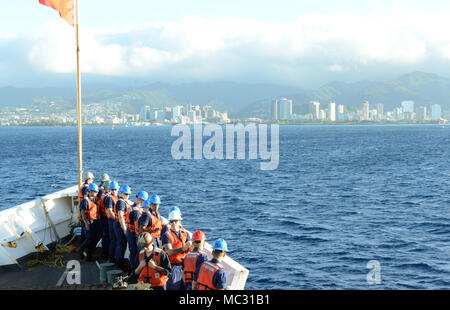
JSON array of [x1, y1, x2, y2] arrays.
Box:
[[0, 237, 117, 289]]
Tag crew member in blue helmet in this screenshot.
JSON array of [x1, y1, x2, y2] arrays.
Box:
[[126, 190, 147, 280], [114, 185, 132, 271], [193, 238, 229, 290], [97, 180, 111, 261], [104, 180, 119, 263], [79, 171, 94, 241], [138, 194, 163, 246], [79, 183, 101, 261]]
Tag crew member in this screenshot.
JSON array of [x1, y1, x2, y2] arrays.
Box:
[[127, 190, 147, 279], [79, 183, 101, 261], [160, 205, 182, 237], [104, 180, 119, 263], [98, 173, 110, 191], [97, 180, 111, 261], [193, 238, 229, 290], [135, 232, 172, 290], [161, 209, 192, 290], [79, 171, 94, 240], [114, 185, 132, 271], [137, 194, 163, 243], [182, 230, 208, 290]]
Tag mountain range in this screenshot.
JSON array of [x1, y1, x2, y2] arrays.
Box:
[[0, 71, 449, 118]]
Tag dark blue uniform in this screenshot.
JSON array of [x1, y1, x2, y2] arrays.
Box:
[[104, 194, 118, 259], [193, 258, 228, 290], [114, 199, 128, 265], [80, 197, 101, 256]]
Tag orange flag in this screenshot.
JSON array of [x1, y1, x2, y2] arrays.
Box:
[[39, 0, 75, 27]]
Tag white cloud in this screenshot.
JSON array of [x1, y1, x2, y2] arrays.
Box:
[[5, 9, 450, 86]]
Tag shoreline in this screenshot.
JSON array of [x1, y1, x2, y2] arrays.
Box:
[[0, 121, 444, 127]]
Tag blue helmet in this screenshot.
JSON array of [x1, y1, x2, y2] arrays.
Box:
[[137, 191, 149, 201], [119, 185, 131, 195], [212, 238, 229, 252], [109, 181, 119, 190], [142, 199, 151, 208], [169, 206, 181, 215], [150, 194, 161, 204], [87, 183, 99, 192]]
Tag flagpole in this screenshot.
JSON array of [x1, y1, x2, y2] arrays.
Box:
[[75, 0, 83, 215]]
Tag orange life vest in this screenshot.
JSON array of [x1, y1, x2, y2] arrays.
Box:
[[138, 248, 169, 287], [183, 250, 204, 284], [138, 211, 163, 239], [98, 192, 109, 217], [83, 197, 99, 221], [196, 261, 224, 290], [127, 205, 142, 233], [78, 183, 89, 201], [106, 194, 119, 220], [164, 230, 188, 264], [115, 197, 131, 223]]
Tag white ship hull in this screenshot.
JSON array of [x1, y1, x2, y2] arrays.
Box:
[[0, 185, 249, 289]]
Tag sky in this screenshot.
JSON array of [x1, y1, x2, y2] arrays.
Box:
[[2, 0, 450, 88]]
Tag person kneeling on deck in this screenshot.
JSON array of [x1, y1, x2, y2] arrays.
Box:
[[127, 190, 147, 281], [79, 183, 101, 261], [135, 232, 171, 290], [161, 209, 192, 290], [193, 239, 229, 290], [182, 230, 209, 290], [114, 185, 132, 271], [104, 181, 119, 263]]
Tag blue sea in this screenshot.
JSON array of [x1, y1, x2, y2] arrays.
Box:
[[1, 125, 449, 289]]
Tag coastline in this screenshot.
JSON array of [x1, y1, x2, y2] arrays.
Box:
[[0, 121, 443, 127]]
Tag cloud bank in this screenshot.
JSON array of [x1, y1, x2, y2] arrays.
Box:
[[3, 9, 450, 87]]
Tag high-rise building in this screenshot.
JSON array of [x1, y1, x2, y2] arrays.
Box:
[[140, 105, 151, 122], [363, 101, 370, 120], [417, 106, 427, 121], [309, 101, 320, 120], [173, 105, 183, 119], [394, 107, 403, 120], [271, 99, 279, 121], [431, 104, 442, 120], [278, 98, 293, 120], [328, 102, 336, 121], [401, 101, 415, 120], [376, 103, 384, 117], [319, 109, 326, 120]]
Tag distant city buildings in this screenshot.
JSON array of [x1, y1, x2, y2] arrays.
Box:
[[272, 98, 293, 121], [328, 102, 336, 122], [431, 104, 442, 120]]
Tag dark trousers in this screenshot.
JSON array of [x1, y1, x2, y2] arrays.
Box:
[[166, 265, 184, 290], [113, 221, 127, 264], [82, 220, 101, 254], [99, 217, 109, 256], [126, 230, 139, 274], [108, 219, 116, 258]]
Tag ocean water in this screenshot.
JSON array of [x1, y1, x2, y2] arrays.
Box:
[[0, 125, 449, 289]]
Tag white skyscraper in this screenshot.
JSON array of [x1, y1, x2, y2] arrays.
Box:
[[401, 101, 415, 120], [363, 101, 370, 120], [309, 101, 320, 120], [328, 102, 336, 121], [431, 104, 442, 120], [278, 98, 293, 120]]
